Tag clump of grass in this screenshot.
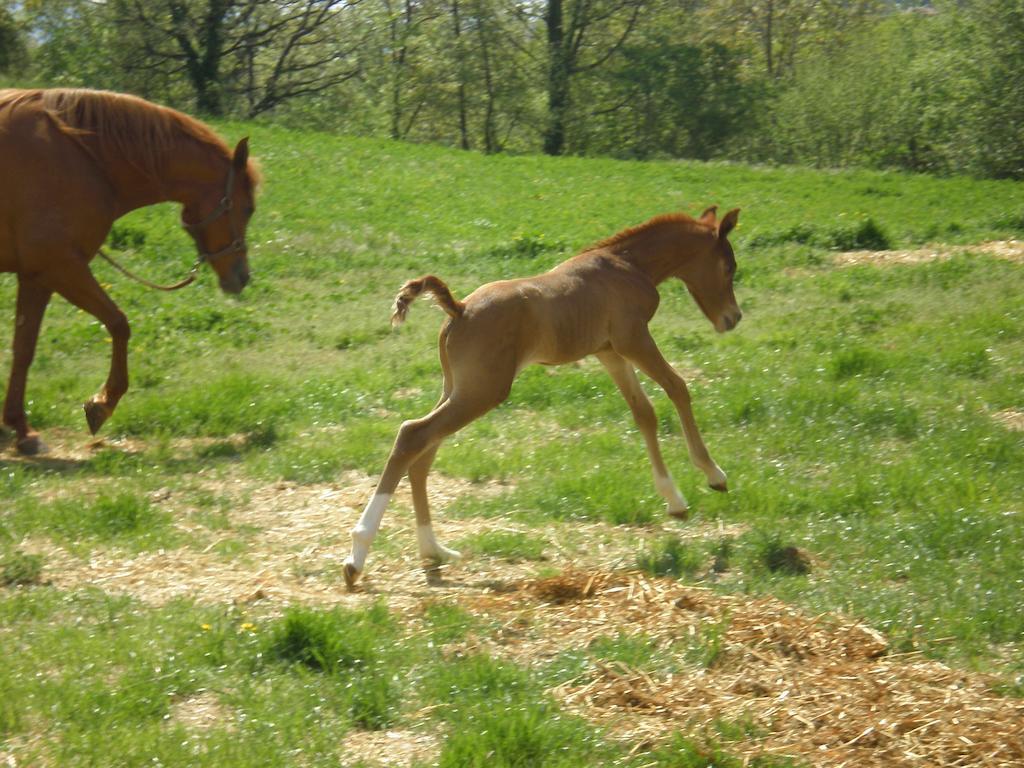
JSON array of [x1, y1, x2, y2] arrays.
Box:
[[752, 534, 813, 576], [422, 601, 478, 644], [1, 550, 44, 586], [457, 530, 547, 562], [638, 536, 705, 579], [710, 538, 734, 574], [643, 732, 803, 767], [263, 602, 401, 729], [823, 217, 891, 251], [8, 493, 177, 550], [684, 615, 731, 669], [589, 632, 670, 673], [265, 602, 392, 674], [828, 346, 887, 380], [424, 653, 615, 767]]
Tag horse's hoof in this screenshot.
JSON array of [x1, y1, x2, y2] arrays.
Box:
[[83, 400, 111, 435], [16, 434, 46, 455], [709, 481, 728, 493], [422, 546, 462, 565], [343, 562, 361, 591], [668, 507, 690, 521]]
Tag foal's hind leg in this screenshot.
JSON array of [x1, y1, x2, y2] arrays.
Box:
[[2, 277, 53, 454], [597, 350, 689, 518], [344, 391, 506, 587], [409, 443, 462, 563]]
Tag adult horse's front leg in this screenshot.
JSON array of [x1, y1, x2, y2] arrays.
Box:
[[616, 329, 728, 492], [40, 258, 131, 436], [3, 277, 53, 454]]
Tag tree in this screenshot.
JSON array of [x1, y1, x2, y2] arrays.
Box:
[[113, 0, 360, 117], [536, 0, 646, 155], [0, 3, 27, 74]]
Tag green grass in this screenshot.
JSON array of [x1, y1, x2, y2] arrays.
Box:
[[1, 124, 1023, 761], [455, 529, 548, 561]]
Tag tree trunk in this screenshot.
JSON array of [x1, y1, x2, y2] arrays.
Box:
[[451, 0, 470, 150], [544, 0, 568, 155]]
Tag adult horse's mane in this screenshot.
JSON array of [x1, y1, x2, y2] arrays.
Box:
[[586, 212, 707, 252], [2, 88, 260, 184]]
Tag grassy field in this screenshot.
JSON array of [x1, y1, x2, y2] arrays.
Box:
[[2, 124, 1023, 766]]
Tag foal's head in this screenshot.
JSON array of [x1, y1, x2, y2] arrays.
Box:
[[680, 207, 742, 333], [183, 138, 257, 295]]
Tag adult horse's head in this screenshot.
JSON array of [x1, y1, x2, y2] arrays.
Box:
[[682, 206, 742, 334], [183, 137, 257, 295]]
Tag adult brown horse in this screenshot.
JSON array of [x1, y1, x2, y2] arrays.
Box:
[[344, 207, 742, 587], [0, 88, 260, 454]]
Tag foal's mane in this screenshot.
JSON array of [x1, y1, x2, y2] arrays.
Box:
[[13, 88, 259, 185], [586, 212, 709, 252]]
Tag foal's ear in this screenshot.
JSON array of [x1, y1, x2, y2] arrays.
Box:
[[699, 206, 718, 225], [232, 137, 250, 170], [718, 208, 740, 239]]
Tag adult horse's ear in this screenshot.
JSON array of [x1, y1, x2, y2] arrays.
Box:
[[718, 208, 740, 239], [699, 206, 718, 225], [232, 137, 250, 170]]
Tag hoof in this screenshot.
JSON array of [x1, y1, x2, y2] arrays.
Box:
[[343, 561, 361, 591], [83, 400, 112, 436], [709, 481, 728, 493], [668, 507, 690, 521], [16, 434, 46, 456], [422, 546, 462, 566]]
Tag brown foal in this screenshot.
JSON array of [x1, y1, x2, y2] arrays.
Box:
[[344, 206, 742, 587]]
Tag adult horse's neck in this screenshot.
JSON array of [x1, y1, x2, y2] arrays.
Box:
[[607, 218, 711, 286], [37, 89, 233, 220], [102, 136, 230, 220]]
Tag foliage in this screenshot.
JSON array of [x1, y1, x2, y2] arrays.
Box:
[[8, 0, 1022, 175]]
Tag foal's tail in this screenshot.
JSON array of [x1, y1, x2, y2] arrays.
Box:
[[391, 275, 465, 327]]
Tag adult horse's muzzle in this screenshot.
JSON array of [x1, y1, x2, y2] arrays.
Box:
[[218, 258, 251, 295], [717, 309, 743, 333]]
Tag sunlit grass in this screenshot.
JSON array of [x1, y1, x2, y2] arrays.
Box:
[[1, 126, 1022, 762]]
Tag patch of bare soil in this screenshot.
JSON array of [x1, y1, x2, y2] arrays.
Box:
[[167, 690, 235, 732], [342, 729, 440, 768], [462, 571, 1023, 768], [992, 408, 1024, 433], [28, 470, 729, 613], [835, 240, 1024, 267]]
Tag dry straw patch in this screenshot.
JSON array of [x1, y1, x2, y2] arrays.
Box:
[[992, 408, 1024, 433], [167, 690, 235, 732], [342, 729, 440, 768], [461, 571, 1023, 768], [835, 240, 1024, 267], [27, 470, 724, 613]]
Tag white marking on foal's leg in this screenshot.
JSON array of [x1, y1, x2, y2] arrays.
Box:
[[655, 472, 689, 518], [344, 493, 391, 585], [417, 524, 462, 564]]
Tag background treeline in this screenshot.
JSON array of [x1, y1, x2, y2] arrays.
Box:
[[1, 0, 1022, 178]]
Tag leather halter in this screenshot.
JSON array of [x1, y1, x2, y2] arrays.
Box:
[[183, 162, 246, 264], [95, 162, 246, 292]]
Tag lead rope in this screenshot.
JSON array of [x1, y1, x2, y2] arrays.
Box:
[[96, 248, 200, 292]]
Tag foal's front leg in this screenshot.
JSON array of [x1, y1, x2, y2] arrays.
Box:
[[616, 331, 728, 492], [596, 350, 689, 518]]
